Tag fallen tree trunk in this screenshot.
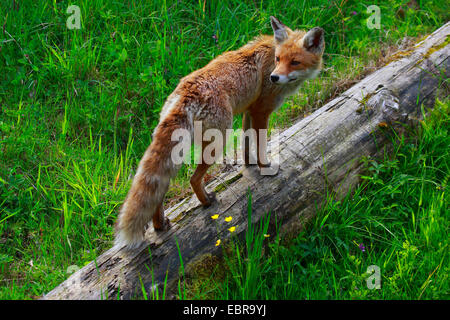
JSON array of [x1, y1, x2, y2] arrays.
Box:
[[42, 22, 450, 300]]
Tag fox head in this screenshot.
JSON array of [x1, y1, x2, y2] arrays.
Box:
[[269, 16, 324, 85]]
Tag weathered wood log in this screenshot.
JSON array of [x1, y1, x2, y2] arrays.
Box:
[[42, 23, 450, 300]]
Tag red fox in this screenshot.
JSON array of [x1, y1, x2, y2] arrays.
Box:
[[115, 17, 325, 248]]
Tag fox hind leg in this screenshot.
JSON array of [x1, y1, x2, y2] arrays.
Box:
[[152, 202, 170, 231], [190, 162, 216, 207], [191, 104, 232, 207]]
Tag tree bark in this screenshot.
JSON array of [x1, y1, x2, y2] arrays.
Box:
[[42, 22, 450, 300]]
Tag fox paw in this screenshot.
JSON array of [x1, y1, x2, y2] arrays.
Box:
[[244, 162, 258, 168], [258, 161, 271, 169], [258, 162, 279, 176], [154, 217, 171, 232], [202, 191, 217, 208]]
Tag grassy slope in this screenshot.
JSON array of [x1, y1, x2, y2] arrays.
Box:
[[0, 0, 448, 298]]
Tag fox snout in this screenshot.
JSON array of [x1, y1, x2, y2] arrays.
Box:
[[270, 68, 321, 84], [270, 72, 299, 84]]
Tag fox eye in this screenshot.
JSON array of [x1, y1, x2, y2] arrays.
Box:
[[291, 60, 301, 66], [275, 56, 280, 62]]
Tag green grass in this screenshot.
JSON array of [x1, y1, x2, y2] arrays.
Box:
[[0, 0, 448, 299], [187, 99, 449, 300]]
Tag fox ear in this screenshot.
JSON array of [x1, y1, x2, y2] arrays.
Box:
[[270, 16, 289, 43], [302, 27, 324, 54]]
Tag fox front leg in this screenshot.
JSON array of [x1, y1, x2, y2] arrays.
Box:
[[250, 112, 271, 169], [242, 111, 258, 167]]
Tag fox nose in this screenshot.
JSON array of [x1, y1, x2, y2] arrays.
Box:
[[270, 75, 279, 83]]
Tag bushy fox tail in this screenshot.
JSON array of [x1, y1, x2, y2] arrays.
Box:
[[114, 104, 190, 248]]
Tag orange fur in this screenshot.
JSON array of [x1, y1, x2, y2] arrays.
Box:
[[114, 17, 325, 248]]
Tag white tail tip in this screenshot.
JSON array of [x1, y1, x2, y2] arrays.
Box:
[[113, 229, 146, 250]]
